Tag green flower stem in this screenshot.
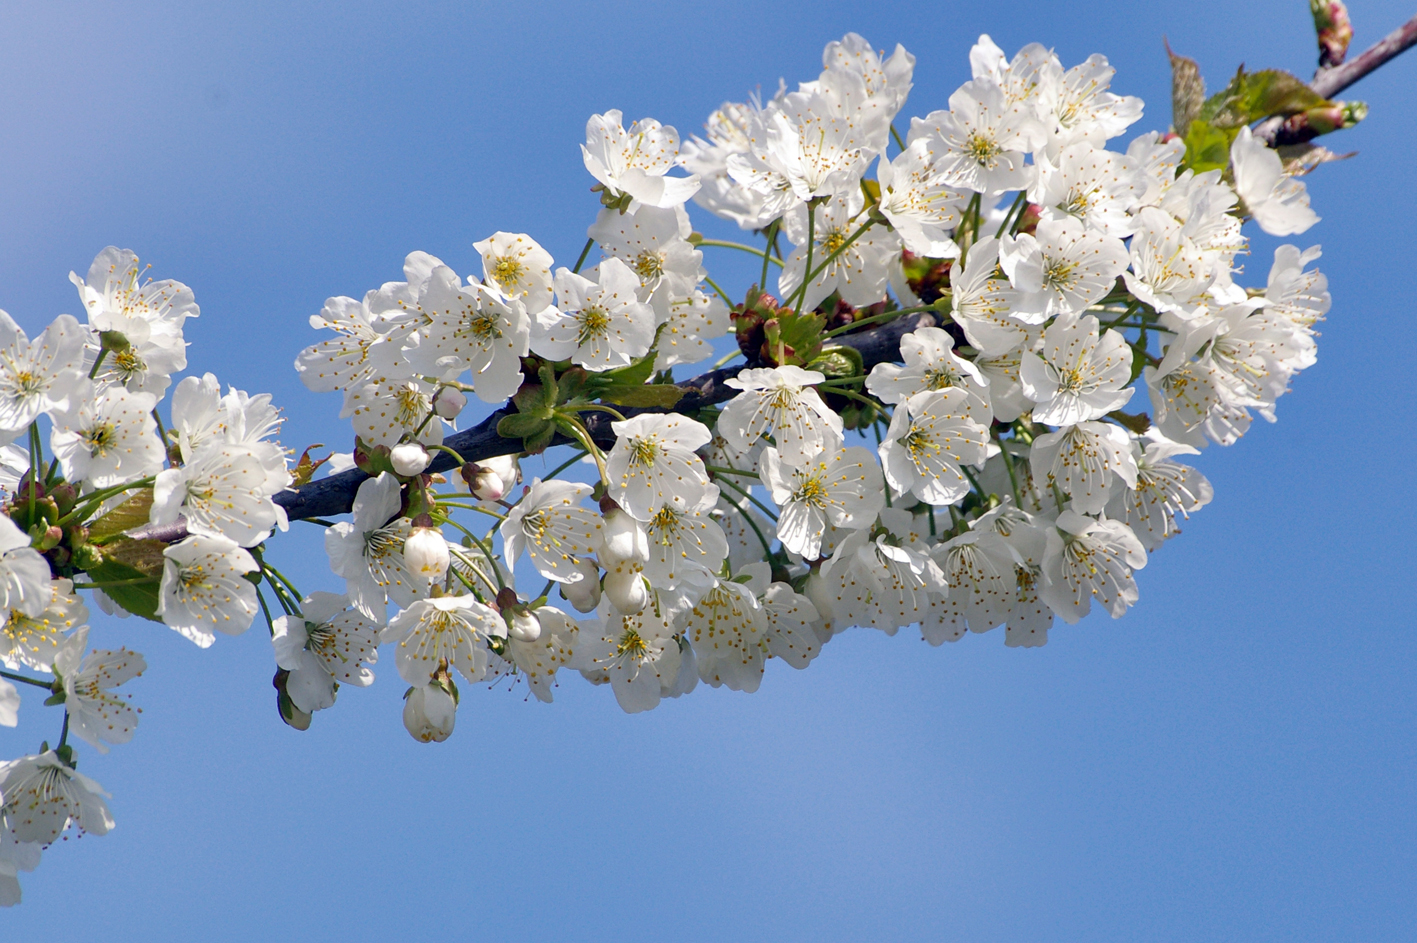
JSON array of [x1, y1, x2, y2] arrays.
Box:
[[426, 444, 466, 466], [567, 403, 627, 422], [720, 489, 775, 559], [822, 303, 942, 339], [994, 191, 1028, 239], [760, 218, 781, 287], [890, 124, 906, 152], [256, 586, 278, 637], [998, 437, 1024, 508], [555, 415, 608, 486], [0, 669, 53, 689], [802, 218, 875, 291], [791, 201, 817, 314], [703, 464, 759, 478], [57, 711, 70, 751], [703, 276, 734, 308], [571, 237, 595, 274], [27, 423, 42, 521], [264, 563, 305, 606], [87, 350, 108, 380], [712, 348, 743, 368], [714, 474, 779, 523], [57, 476, 157, 528], [697, 239, 784, 268], [434, 500, 507, 520], [826, 387, 882, 411]]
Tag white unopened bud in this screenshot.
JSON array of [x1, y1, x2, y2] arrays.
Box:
[[601, 508, 649, 566], [604, 562, 649, 614], [433, 386, 467, 419], [509, 610, 542, 642], [403, 683, 456, 743], [390, 443, 432, 476], [403, 527, 450, 582], [468, 453, 521, 501], [561, 557, 602, 612]]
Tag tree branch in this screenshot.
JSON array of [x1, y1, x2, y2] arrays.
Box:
[[1258, 11, 1417, 144], [125, 310, 941, 543]]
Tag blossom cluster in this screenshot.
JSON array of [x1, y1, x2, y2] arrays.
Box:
[[0, 249, 295, 903], [1, 27, 1347, 907], [288, 32, 1330, 739]]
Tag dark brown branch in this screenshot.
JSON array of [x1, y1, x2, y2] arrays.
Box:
[[125, 310, 941, 543], [1259, 11, 1417, 144]]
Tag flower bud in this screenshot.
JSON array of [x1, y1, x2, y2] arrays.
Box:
[[433, 386, 467, 419], [604, 562, 649, 614], [601, 508, 649, 567], [403, 683, 456, 743], [390, 442, 432, 476], [509, 610, 542, 642], [403, 527, 450, 582], [561, 557, 602, 612]]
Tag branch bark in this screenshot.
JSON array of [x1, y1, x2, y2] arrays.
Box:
[[1258, 11, 1417, 144], [126, 310, 941, 543]]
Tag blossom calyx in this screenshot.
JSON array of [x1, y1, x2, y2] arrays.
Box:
[[273, 669, 313, 731]]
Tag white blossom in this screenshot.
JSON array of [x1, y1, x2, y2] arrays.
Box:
[[1030, 142, 1143, 236], [908, 79, 1045, 194], [0, 752, 113, 847], [875, 140, 967, 257], [2, 576, 85, 672], [151, 443, 288, 548], [1029, 420, 1137, 515], [1000, 216, 1129, 320], [777, 190, 896, 312], [531, 259, 656, 371], [500, 478, 603, 584], [325, 473, 425, 623], [921, 528, 1018, 643], [587, 204, 703, 310], [1019, 312, 1134, 425], [48, 384, 164, 489], [272, 592, 379, 713], [949, 236, 1029, 357], [403, 682, 456, 742], [53, 626, 145, 753], [1105, 435, 1214, 551], [158, 534, 260, 647], [605, 413, 713, 520], [398, 266, 530, 404], [653, 289, 730, 371], [759, 445, 883, 560], [382, 593, 506, 684], [577, 598, 682, 713], [582, 110, 700, 208], [867, 325, 991, 413], [1041, 510, 1147, 622], [640, 485, 729, 588], [0, 312, 86, 445], [344, 375, 446, 449], [878, 389, 990, 505], [719, 366, 844, 467], [474, 232, 555, 314], [1231, 126, 1319, 236]]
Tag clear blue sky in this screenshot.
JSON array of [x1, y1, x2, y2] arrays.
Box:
[[2, 1, 1414, 939]]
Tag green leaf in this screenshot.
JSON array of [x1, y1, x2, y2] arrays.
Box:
[[597, 354, 657, 389], [1167, 42, 1205, 132], [1200, 67, 1331, 129], [523, 424, 557, 454], [87, 489, 155, 544], [84, 537, 166, 622], [1182, 119, 1235, 173], [598, 383, 686, 408], [497, 413, 555, 440]]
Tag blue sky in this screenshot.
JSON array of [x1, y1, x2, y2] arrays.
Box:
[[2, 1, 1415, 939]]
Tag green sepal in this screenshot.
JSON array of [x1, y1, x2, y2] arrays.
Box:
[[497, 412, 555, 440], [806, 344, 863, 380]]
